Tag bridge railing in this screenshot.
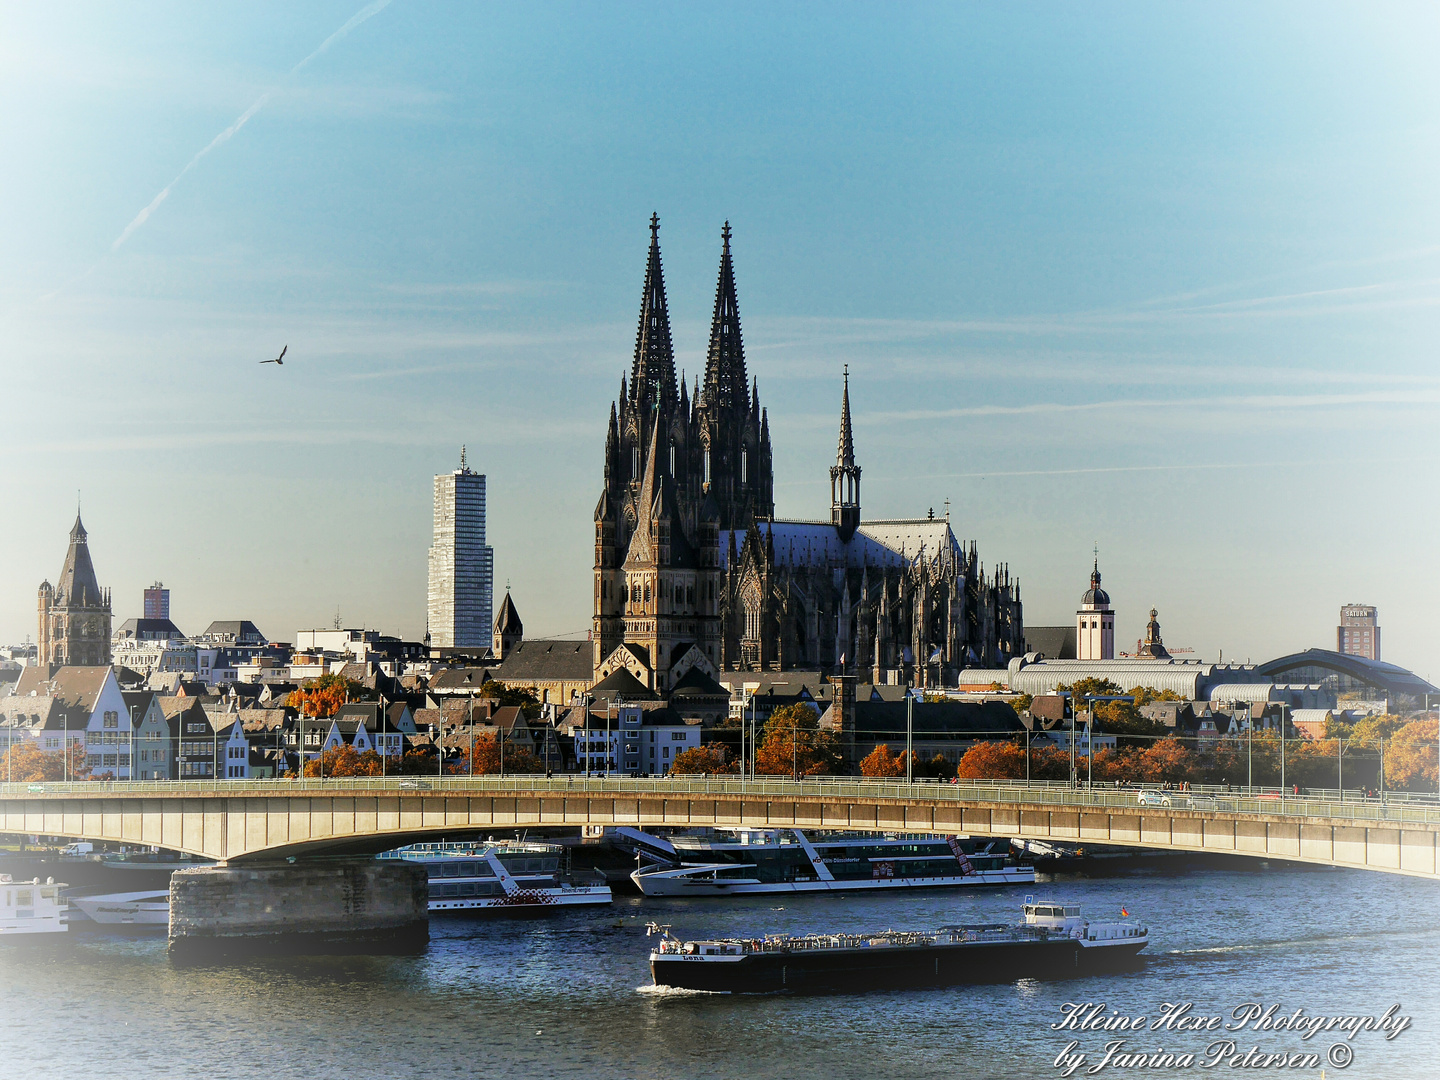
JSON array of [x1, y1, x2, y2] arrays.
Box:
[[4, 775, 1439, 827]]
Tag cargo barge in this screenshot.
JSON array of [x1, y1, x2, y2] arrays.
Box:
[[647, 900, 1147, 993]]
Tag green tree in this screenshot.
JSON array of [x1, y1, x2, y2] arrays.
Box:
[[1057, 678, 1125, 701], [479, 680, 543, 720], [1092, 700, 1168, 746], [1128, 686, 1182, 708]]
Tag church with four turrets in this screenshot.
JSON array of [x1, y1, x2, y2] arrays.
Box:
[[592, 217, 1024, 693]]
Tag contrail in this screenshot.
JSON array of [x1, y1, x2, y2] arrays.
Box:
[[111, 0, 393, 252]]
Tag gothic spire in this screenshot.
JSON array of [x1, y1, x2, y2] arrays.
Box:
[[703, 221, 748, 413], [631, 213, 677, 413], [836, 365, 855, 468], [830, 366, 861, 542]]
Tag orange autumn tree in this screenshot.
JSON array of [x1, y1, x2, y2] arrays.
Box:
[[859, 743, 911, 778], [955, 741, 1027, 780], [1385, 718, 1439, 791], [288, 674, 370, 719], [301, 745, 386, 777], [1137, 737, 1193, 783], [461, 732, 544, 775], [0, 741, 90, 783], [754, 703, 843, 776], [669, 742, 737, 774], [955, 740, 1070, 780]]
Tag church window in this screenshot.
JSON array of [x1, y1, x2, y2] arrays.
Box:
[[632, 584, 640, 604], [633, 447, 640, 476], [644, 584, 651, 603], [741, 450, 747, 484], [703, 450, 711, 484], [686, 585, 694, 606], [669, 444, 675, 476]]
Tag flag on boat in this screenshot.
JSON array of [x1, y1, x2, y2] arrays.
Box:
[[1121, 907, 1130, 917]]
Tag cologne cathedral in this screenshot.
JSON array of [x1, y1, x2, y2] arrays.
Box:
[[591, 217, 1024, 692]]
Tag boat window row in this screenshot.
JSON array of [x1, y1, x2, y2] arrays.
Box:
[[431, 882, 506, 898]]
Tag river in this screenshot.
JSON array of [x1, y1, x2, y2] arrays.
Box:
[[1, 857, 1436, 1079]]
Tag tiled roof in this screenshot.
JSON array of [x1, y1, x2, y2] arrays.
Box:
[[491, 640, 592, 682]]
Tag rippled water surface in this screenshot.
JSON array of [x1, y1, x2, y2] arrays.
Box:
[[2, 860, 1437, 1079]]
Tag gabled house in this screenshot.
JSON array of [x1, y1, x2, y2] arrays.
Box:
[[220, 717, 249, 778], [332, 702, 416, 759], [0, 695, 62, 758], [237, 708, 291, 777], [30, 667, 130, 778], [162, 697, 219, 778], [122, 690, 174, 780]]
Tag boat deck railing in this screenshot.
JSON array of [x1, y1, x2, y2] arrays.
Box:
[[655, 925, 1055, 956]]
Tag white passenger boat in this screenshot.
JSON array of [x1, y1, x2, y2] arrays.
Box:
[[628, 828, 1036, 897], [383, 841, 613, 912], [0, 875, 68, 937], [70, 890, 170, 927]]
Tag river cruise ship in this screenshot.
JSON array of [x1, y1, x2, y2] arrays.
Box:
[[647, 899, 1148, 993], [0, 875, 68, 937], [627, 828, 1034, 896], [69, 890, 170, 927], [383, 841, 613, 913]]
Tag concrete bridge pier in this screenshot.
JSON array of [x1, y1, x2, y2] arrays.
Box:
[[168, 859, 428, 963]]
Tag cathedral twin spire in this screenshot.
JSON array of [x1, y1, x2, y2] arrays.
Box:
[[704, 221, 748, 415], [630, 212, 678, 414]]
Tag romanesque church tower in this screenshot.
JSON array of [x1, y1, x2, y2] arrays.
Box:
[[38, 512, 112, 667], [592, 217, 773, 690]]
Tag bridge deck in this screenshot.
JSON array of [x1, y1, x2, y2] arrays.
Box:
[[4, 777, 1439, 878]]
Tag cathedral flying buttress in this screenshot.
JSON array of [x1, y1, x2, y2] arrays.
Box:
[[593, 218, 1022, 692]]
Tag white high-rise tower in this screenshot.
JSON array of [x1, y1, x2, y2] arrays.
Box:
[[427, 448, 493, 651]]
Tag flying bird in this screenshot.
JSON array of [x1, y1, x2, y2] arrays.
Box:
[[261, 345, 287, 366]]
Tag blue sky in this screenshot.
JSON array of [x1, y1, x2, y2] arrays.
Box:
[[3, 2, 1438, 678]]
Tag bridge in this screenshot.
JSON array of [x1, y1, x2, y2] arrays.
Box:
[[6, 776, 1440, 880]]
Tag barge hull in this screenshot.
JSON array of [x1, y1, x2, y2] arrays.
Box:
[[651, 939, 1145, 993]]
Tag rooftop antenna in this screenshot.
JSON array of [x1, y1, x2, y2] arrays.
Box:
[[460, 445, 467, 471], [333, 606, 342, 630]]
